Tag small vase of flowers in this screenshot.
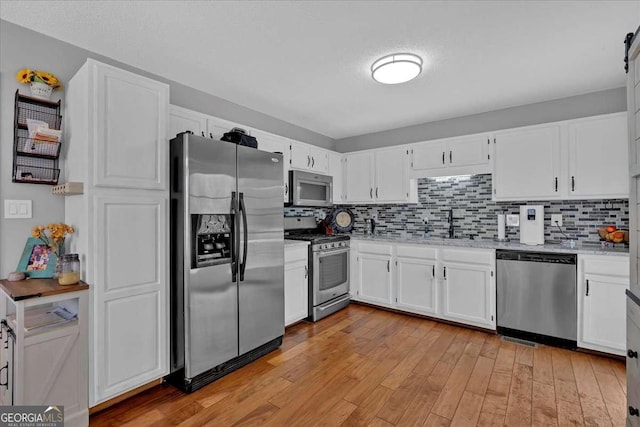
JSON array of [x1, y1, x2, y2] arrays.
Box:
[[32, 223, 74, 277], [16, 68, 62, 100]]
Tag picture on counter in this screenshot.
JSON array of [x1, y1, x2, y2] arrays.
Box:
[[16, 237, 58, 278]]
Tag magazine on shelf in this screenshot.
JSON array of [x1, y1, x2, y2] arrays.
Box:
[[12, 306, 78, 332]]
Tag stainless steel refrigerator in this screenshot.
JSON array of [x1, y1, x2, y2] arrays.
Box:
[[169, 132, 284, 392]]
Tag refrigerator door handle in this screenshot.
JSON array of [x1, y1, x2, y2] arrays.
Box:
[[239, 192, 248, 281], [231, 191, 238, 281]]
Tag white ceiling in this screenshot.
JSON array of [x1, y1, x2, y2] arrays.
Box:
[[1, 1, 639, 139]]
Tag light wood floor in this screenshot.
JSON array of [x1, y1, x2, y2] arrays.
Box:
[[90, 304, 627, 426]]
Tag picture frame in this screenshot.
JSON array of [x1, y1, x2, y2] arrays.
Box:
[[17, 237, 57, 278]]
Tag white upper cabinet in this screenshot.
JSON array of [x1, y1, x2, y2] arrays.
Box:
[[169, 105, 208, 139], [493, 124, 562, 201], [493, 114, 628, 201], [289, 141, 329, 174], [85, 60, 169, 190], [343, 148, 412, 204], [328, 151, 343, 203], [344, 152, 375, 203], [410, 134, 491, 178], [567, 113, 628, 199], [375, 148, 410, 202]]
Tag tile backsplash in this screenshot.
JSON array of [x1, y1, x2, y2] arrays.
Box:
[[284, 174, 629, 245]]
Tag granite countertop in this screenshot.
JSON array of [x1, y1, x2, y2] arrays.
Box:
[[285, 239, 310, 248], [350, 234, 629, 256]]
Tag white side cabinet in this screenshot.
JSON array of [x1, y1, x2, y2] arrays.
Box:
[[284, 243, 309, 326], [441, 248, 496, 329], [0, 280, 89, 427], [65, 59, 169, 406], [578, 255, 629, 356], [395, 245, 438, 316]]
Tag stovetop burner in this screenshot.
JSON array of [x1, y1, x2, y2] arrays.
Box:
[[285, 232, 350, 245]]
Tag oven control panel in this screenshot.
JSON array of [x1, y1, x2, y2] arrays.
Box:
[[312, 240, 350, 252]]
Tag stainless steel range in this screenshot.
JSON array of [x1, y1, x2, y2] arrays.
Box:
[[285, 216, 350, 322]]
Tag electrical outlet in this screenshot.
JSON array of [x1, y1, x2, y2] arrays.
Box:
[[506, 214, 519, 227], [551, 214, 563, 227]]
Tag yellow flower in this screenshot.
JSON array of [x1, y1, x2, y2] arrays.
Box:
[[16, 68, 33, 84], [35, 70, 59, 86]]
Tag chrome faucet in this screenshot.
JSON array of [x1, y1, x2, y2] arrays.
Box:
[[448, 209, 455, 239]]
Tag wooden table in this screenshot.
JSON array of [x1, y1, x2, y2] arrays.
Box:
[[0, 278, 89, 301]]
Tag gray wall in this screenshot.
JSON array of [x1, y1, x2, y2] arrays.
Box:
[[334, 87, 627, 152], [0, 20, 332, 276]]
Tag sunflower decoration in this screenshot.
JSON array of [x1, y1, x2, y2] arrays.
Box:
[[16, 68, 62, 90]]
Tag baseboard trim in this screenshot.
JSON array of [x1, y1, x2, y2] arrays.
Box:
[[350, 300, 498, 335], [89, 379, 163, 415]]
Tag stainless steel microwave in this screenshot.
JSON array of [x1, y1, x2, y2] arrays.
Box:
[[288, 170, 333, 207]]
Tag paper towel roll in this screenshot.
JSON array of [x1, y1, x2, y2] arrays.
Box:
[[497, 214, 506, 240]]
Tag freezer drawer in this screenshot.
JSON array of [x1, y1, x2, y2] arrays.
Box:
[[628, 292, 640, 427]]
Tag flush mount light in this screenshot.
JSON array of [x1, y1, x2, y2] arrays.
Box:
[[371, 53, 423, 84]]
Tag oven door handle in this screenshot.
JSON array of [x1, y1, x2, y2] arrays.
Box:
[[316, 247, 350, 257]]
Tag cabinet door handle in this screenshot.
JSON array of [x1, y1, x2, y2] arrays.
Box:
[[630, 407, 640, 417], [201, 131, 206, 137], [307, 155, 311, 167], [432, 265, 435, 277], [555, 177, 558, 192], [442, 152, 445, 165], [376, 187, 379, 198], [586, 279, 589, 296], [0, 363, 7, 389], [370, 188, 373, 199], [387, 260, 390, 272], [628, 349, 639, 358], [304, 265, 308, 278], [571, 176, 575, 192], [285, 183, 288, 196], [444, 266, 447, 279], [312, 157, 315, 167], [449, 150, 452, 164]]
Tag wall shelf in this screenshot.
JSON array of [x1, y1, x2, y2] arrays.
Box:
[[12, 90, 61, 185]]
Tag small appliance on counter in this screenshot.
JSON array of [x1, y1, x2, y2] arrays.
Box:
[[519, 205, 544, 245]]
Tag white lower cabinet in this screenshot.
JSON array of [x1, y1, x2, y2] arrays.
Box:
[[578, 255, 629, 356], [395, 245, 438, 316], [356, 243, 393, 306], [352, 241, 496, 330], [441, 248, 495, 329], [284, 244, 309, 326]]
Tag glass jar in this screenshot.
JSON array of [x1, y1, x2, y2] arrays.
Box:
[[58, 254, 80, 286]]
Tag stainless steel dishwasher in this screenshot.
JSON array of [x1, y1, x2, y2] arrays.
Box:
[[496, 250, 577, 347]]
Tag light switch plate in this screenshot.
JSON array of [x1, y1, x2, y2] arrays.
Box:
[[551, 214, 563, 227], [4, 200, 32, 219], [506, 214, 519, 227]]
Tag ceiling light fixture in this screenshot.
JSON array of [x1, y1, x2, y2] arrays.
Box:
[[371, 53, 423, 84]]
